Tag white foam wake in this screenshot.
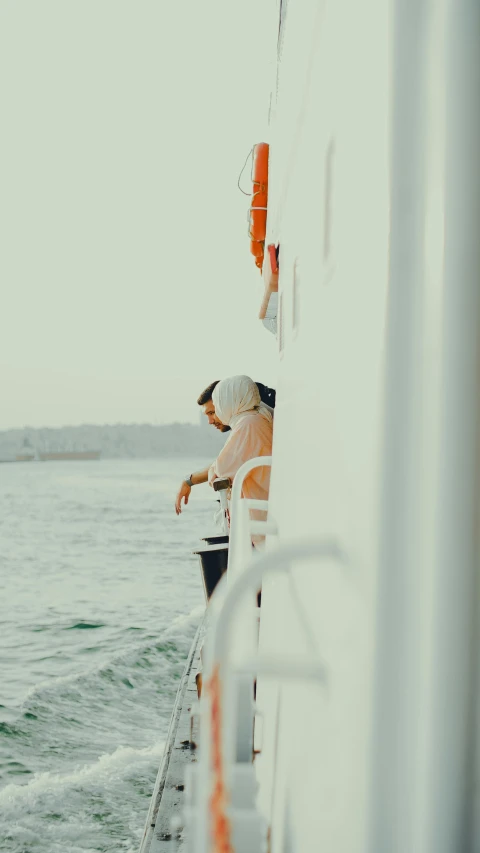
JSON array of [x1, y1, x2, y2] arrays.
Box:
[[0, 739, 165, 812]]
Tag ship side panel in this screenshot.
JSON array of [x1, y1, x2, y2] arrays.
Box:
[[255, 0, 391, 851]]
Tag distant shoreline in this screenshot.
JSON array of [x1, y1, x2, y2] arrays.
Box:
[[0, 422, 224, 462]]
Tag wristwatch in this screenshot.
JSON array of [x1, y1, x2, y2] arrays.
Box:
[[184, 474, 194, 487]]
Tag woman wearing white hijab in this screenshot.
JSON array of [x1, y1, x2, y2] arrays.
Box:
[[208, 375, 273, 531]]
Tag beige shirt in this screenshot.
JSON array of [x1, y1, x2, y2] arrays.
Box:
[[208, 410, 273, 545]]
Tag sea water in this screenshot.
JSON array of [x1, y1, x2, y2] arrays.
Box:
[[0, 458, 215, 852]]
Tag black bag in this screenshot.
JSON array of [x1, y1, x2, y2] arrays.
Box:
[[255, 382, 276, 409]]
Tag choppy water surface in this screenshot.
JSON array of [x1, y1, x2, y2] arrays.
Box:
[[0, 458, 214, 853]]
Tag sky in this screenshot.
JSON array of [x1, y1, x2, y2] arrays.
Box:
[[0, 0, 279, 429]]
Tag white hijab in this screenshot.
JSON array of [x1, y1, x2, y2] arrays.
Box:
[[212, 375, 273, 430]]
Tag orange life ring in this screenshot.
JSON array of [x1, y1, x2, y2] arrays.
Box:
[[249, 142, 269, 271]]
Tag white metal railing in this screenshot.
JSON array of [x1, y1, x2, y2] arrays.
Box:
[[224, 456, 276, 766], [228, 455, 275, 582], [184, 538, 344, 853], [211, 457, 277, 768], [212, 456, 275, 560]]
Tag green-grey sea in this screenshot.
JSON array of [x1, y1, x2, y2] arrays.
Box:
[[0, 458, 213, 852]]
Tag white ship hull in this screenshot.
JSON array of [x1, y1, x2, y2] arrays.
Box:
[[141, 0, 480, 850]]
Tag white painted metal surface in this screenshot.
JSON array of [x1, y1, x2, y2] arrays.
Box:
[[255, 2, 391, 850], [160, 0, 480, 850], [226, 456, 274, 765], [185, 540, 341, 853], [228, 455, 273, 581], [254, 0, 480, 850], [370, 0, 480, 849]]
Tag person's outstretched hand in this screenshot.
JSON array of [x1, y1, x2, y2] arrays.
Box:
[[175, 481, 191, 515]]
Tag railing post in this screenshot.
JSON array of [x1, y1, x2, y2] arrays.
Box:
[[228, 456, 273, 583], [212, 477, 231, 536], [226, 458, 273, 766]]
